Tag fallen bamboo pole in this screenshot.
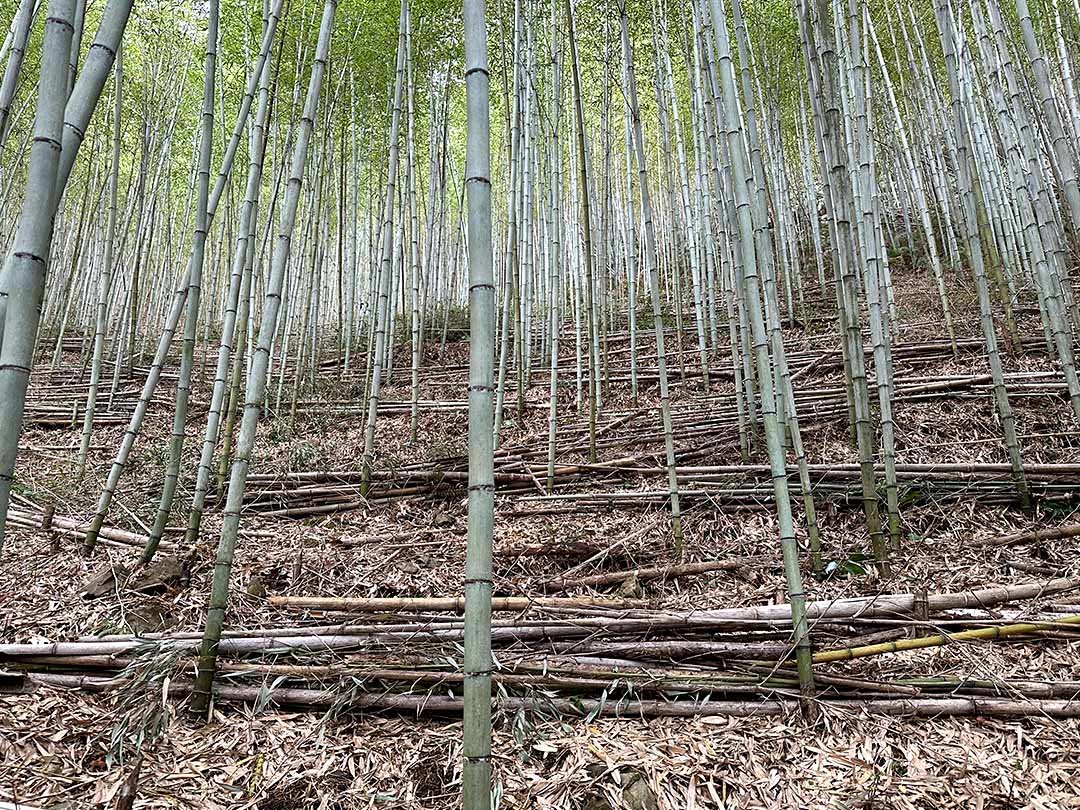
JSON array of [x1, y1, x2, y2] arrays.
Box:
[[982, 524, 1080, 548], [23, 673, 1080, 718], [267, 595, 649, 612], [813, 614, 1080, 663], [4, 579, 1074, 664], [540, 559, 749, 591]]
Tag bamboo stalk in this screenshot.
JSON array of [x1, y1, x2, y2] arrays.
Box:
[[982, 524, 1080, 548], [814, 614, 1080, 663], [25, 673, 1080, 719], [541, 559, 746, 591], [268, 595, 647, 612]]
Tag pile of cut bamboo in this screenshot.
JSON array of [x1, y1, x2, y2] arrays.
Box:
[[6, 577, 1080, 719]]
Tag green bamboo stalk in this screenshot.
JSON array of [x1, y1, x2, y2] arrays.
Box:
[[74, 45, 121, 483], [0, 0, 74, 554], [545, 3, 561, 494], [145, 0, 219, 554], [360, 1, 408, 496], [190, 0, 335, 718], [933, 0, 1032, 509], [178, 0, 280, 557], [706, 0, 815, 701], [619, 0, 682, 551], [462, 0, 495, 802], [565, 0, 598, 464]]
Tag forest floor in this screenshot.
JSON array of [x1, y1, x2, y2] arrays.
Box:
[[2, 264, 1080, 809]]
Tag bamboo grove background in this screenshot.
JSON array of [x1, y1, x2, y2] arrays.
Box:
[[3, 0, 1080, 804]]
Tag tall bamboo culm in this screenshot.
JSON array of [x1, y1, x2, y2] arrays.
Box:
[[0, 0, 74, 553], [190, 0, 336, 717], [462, 0, 495, 805]]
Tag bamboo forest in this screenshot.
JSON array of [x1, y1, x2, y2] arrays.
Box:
[[3, 0, 1080, 805]]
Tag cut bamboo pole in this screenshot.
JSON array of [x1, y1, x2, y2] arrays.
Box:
[[269, 595, 647, 612]]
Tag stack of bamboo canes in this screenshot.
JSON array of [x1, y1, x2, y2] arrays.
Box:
[[5, 577, 1079, 719]]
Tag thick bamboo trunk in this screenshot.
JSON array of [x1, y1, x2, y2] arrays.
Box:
[[462, 0, 495, 804]]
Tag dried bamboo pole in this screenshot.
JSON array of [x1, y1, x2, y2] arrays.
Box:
[[815, 614, 1080, 663], [269, 595, 646, 612], [23, 672, 1080, 720], [541, 559, 747, 592]]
